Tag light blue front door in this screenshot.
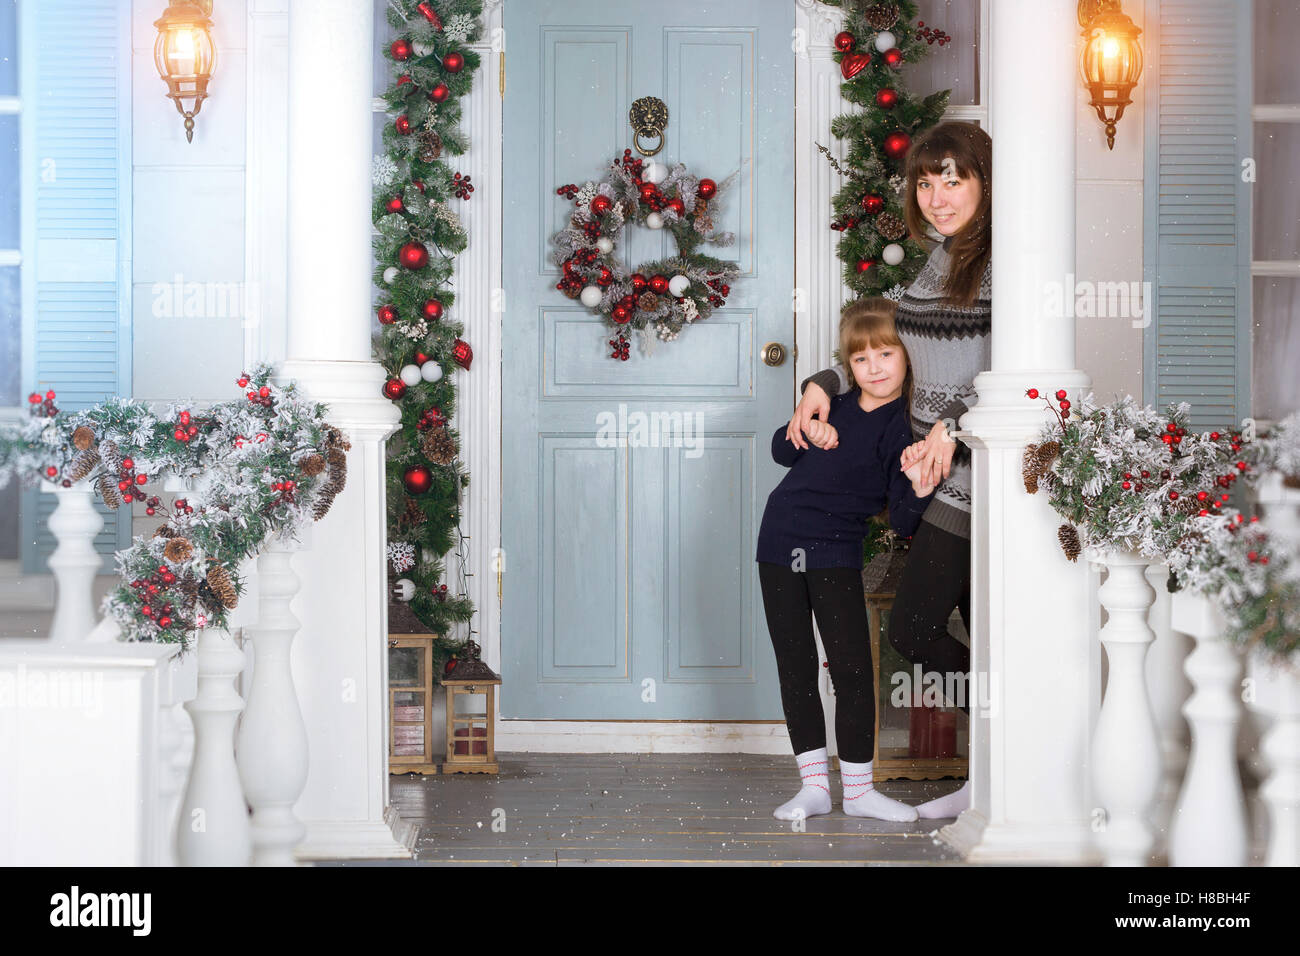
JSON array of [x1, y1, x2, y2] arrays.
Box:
[[502, 0, 794, 719]]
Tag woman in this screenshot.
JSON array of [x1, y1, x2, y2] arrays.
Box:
[[786, 121, 992, 819]]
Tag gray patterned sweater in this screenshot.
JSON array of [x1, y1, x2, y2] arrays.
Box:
[[802, 238, 991, 539]]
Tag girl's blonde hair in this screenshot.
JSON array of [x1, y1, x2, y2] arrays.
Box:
[[838, 297, 913, 421]]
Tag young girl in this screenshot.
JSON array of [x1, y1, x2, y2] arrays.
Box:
[[756, 297, 935, 823]]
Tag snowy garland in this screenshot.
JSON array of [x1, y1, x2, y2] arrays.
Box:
[[1022, 390, 1298, 663], [551, 150, 742, 360], [0, 366, 348, 648]]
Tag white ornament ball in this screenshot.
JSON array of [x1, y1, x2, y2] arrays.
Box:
[[882, 242, 906, 266], [383, 266, 400, 285], [595, 237, 614, 255], [399, 364, 422, 387], [412, 40, 433, 57], [420, 361, 443, 383], [667, 275, 690, 297], [642, 161, 668, 184], [874, 31, 896, 52], [580, 285, 604, 308], [393, 578, 416, 602], [645, 212, 664, 230]]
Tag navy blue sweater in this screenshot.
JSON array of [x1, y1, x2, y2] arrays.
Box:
[[756, 391, 931, 570]]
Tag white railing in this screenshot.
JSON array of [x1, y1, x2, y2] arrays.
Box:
[[1089, 474, 1300, 867], [3, 482, 311, 867]]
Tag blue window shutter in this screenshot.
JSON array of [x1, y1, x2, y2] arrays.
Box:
[[20, 0, 133, 574], [1143, 0, 1252, 434]]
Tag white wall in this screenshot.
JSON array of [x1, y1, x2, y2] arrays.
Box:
[[130, 0, 248, 404], [1073, 0, 1146, 407]]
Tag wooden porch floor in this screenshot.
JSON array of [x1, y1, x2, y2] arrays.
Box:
[[383, 752, 968, 866]]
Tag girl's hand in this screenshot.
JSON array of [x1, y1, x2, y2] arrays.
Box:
[[787, 382, 835, 450], [916, 420, 957, 488], [900, 440, 927, 470], [903, 458, 937, 497], [804, 419, 839, 450]]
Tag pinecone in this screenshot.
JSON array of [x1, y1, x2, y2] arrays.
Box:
[[163, 537, 194, 563], [97, 473, 121, 510], [417, 130, 442, 162], [401, 495, 427, 529], [1058, 524, 1082, 562], [693, 197, 709, 216], [1036, 440, 1061, 468], [98, 439, 121, 478], [312, 487, 338, 522], [864, 2, 900, 31], [72, 426, 96, 451], [152, 525, 178, 539], [68, 449, 101, 483], [299, 453, 325, 476], [874, 211, 907, 241], [206, 562, 238, 610], [638, 292, 661, 313], [420, 425, 459, 466], [1022, 445, 1041, 495]]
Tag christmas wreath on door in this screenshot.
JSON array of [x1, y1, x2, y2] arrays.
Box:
[[551, 150, 742, 360]]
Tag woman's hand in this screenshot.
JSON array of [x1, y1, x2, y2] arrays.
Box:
[[902, 457, 937, 497], [787, 382, 835, 450], [804, 419, 839, 450], [915, 420, 957, 488]]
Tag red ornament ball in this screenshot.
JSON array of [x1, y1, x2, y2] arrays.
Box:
[[882, 131, 911, 160], [422, 299, 444, 321], [395, 115, 411, 135], [442, 52, 464, 73], [452, 338, 473, 371], [833, 30, 855, 53], [883, 47, 904, 67], [875, 87, 899, 109], [386, 196, 403, 213], [666, 198, 685, 216], [589, 195, 612, 216], [403, 465, 433, 496], [383, 378, 408, 400], [378, 305, 398, 325], [429, 83, 450, 103], [631, 273, 647, 293], [391, 39, 412, 61], [697, 178, 717, 200], [399, 241, 429, 269], [856, 259, 875, 273], [861, 193, 884, 214], [649, 274, 670, 295]]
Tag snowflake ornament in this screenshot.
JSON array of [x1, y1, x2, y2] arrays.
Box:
[[889, 174, 906, 196], [398, 319, 429, 340], [387, 541, 416, 573], [883, 284, 907, 302], [444, 13, 475, 44], [372, 154, 397, 188]]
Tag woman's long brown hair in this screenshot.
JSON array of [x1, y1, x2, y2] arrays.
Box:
[[902, 121, 992, 307]]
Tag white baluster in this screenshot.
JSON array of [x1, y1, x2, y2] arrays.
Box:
[[42, 481, 104, 643], [1169, 590, 1248, 866], [1248, 648, 1300, 867], [236, 539, 309, 866], [158, 650, 197, 866], [1090, 548, 1161, 866], [176, 626, 251, 866], [1144, 561, 1192, 864]]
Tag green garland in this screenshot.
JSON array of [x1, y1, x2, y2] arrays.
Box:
[[820, 0, 952, 298], [372, 0, 482, 672], [0, 366, 348, 648]]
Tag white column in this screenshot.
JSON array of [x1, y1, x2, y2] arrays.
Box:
[[42, 482, 104, 643], [941, 0, 1097, 863], [1144, 560, 1192, 863], [277, 0, 406, 861]]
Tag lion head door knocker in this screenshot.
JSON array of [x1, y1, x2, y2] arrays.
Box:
[[629, 96, 668, 156]]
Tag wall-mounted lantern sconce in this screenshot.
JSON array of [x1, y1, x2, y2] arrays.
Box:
[[154, 0, 217, 143], [1078, 0, 1144, 150]]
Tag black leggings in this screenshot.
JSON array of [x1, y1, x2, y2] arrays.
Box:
[[758, 562, 876, 763], [888, 520, 972, 713]]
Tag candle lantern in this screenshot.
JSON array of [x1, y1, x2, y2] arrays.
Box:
[[388, 634, 440, 775], [1077, 0, 1144, 150], [153, 0, 217, 143], [442, 641, 501, 774]]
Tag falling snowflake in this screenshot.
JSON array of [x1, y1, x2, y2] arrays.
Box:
[[387, 541, 416, 572], [444, 13, 475, 44], [372, 154, 397, 188], [889, 174, 906, 195], [883, 284, 907, 302]]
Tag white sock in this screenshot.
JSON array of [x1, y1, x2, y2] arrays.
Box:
[[839, 758, 919, 822], [773, 747, 833, 821], [915, 780, 971, 819]]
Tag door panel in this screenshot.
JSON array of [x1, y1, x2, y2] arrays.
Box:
[[503, 0, 794, 719]]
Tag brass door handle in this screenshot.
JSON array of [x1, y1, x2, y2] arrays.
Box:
[[762, 342, 787, 367]]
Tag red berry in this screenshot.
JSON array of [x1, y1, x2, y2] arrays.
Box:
[[175, 429, 187, 441], [122, 493, 133, 503], [1121, 481, 1131, 490], [136, 474, 147, 485], [28, 393, 40, 404], [259, 386, 270, 398], [1210, 432, 1220, 440], [1197, 491, 1208, 501], [1123, 472, 1132, 480], [1055, 389, 1067, 401], [61, 479, 72, 487], [122, 457, 134, 470], [146, 507, 155, 516], [180, 411, 191, 425], [118, 479, 131, 492], [1248, 550, 1258, 562], [187, 425, 198, 436], [1169, 491, 1179, 500], [1166, 423, 1177, 433], [45, 390, 55, 400], [1260, 556, 1269, 565], [46, 466, 58, 477], [142, 605, 153, 617], [1198, 509, 1209, 516], [158, 616, 171, 628]]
